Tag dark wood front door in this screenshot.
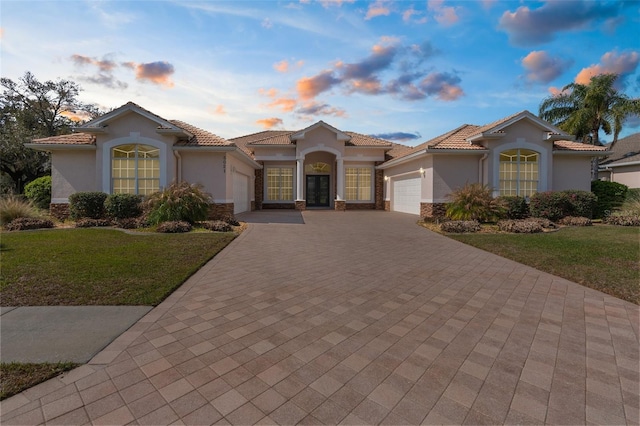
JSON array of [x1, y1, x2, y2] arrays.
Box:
[[306, 175, 330, 207]]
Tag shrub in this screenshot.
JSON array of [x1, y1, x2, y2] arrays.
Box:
[[105, 193, 142, 219], [619, 189, 640, 215], [145, 182, 211, 225], [591, 180, 628, 218], [24, 176, 52, 210], [114, 217, 142, 229], [529, 217, 558, 229], [220, 214, 240, 226], [529, 190, 597, 221], [0, 196, 38, 225], [156, 221, 192, 233], [75, 218, 112, 228], [558, 216, 592, 226], [440, 220, 481, 233], [497, 196, 529, 219], [604, 214, 640, 226], [445, 183, 503, 222], [69, 192, 108, 220], [497, 219, 544, 233], [202, 220, 233, 232], [4, 217, 54, 231]]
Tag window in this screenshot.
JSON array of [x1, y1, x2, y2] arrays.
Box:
[[305, 162, 331, 174], [112, 144, 160, 195], [499, 149, 539, 196], [345, 167, 372, 201], [266, 168, 293, 201]]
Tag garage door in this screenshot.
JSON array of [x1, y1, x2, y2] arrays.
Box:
[[233, 173, 250, 214], [392, 177, 421, 215]]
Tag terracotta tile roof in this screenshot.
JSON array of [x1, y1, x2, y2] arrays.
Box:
[[345, 132, 392, 147], [469, 110, 526, 137], [600, 133, 640, 165], [31, 133, 96, 145], [392, 125, 487, 160], [385, 142, 413, 160], [553, 140, 608, 151], [170, 120, 233, 147]]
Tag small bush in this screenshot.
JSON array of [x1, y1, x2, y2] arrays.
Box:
[[157, 221, 192, 233], [440, 220, 481, 233], [591, 180, 628, 218], [220, 214, 240, 226], [4, 217, 54, 231], [529, 217, 558, 229], [145, 182, 211, 225], [0, 196, 38, 225], [604, 213, 640, 226], [619, 189, 640, 215], [497, 196, 529, 219], [558, 216, 592, 226], [114, 217, 142, 229], [24, 176, 52, 210], [497, 219, 544, 233], [105, 193, 142, 219], [69, 192, 108, 220], [202, 220, 233, 232], [446, 183, 503, 222], [530, 190, 597, 221], [75, 218, 112, 228]]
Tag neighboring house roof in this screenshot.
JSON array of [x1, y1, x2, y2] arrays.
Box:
[[599, 133, 640, 167], [31, 133, 96, 145]]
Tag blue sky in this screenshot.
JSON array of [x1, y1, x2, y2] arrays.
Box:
[[2, 0, 639, 145]]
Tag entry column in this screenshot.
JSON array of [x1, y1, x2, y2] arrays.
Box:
[[295, 157, 306, 210], [336, 158, 344, 201]]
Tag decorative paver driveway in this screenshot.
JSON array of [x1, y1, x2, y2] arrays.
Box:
[[2, 211, 638, 425]]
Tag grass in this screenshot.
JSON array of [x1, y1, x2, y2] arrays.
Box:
[[447, 225, 639, 304], [0, 228, 236, 306], [0, 362, 78, 400]]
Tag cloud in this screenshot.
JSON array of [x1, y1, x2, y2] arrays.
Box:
[[402, 7, 427, 24], [296, 101, 346, 117], [521, 51, 572, 84], [365, 0, 392, 20], [575, 50, 639, 85], [419, 72, 464, 101], [0, 28, 4, 39], [269, 98, 298, 112], [428, 0, 460, 26], [134, 61, 175, 87], [208, 105, 226, 115], [319, 0, 355, 8], [256, 118, 283, 129], [295, 37, 461, 103], [60, 110, 94, 123], [274, 60, 289, 73], [297, 70, 341, 100], [262, 18, 273, 29], [370, 131, 422, 142], [70, 54, 127, 89], [499, 0, 626, 46]]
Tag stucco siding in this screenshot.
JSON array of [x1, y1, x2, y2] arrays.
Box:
[[552, 155, 592, 191], [607, 164, 640, 188], [227, 153, 257, 204], [432, 155, 479, 201], [51, 151, 97, 201], [382, 157, 431, 201], [297, 127, 345, 157], [180, 152, 226, 201]]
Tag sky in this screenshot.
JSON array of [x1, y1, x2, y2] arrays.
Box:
[[1, 0, 639, 145]]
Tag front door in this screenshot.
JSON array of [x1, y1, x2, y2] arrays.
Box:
[[306, 175, 330, 207]]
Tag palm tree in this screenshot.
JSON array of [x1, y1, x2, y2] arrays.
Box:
[[539, 73, 640, 146]]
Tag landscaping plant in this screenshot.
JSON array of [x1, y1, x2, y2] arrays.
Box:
[[440, 220, 481, 233], [104, 193, 143, 219], [591, 180, 628, 218], [4, 217, 54, 231], [202, 220, 233, 232], [0, 196, 38, 226], [497, 196, 529, 219], [497, 219, 544, 233], [23, 176, 51, 210], [156, 220, 193, 233], [445, 183, 504, 222], [68, 191, 108, 220], [529, 190, 597, 220], [145, 182, 211, 225]]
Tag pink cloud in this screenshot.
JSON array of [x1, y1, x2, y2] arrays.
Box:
[[274, 60, 289, 73], [521, 50, 571, 84], [256, 118, 284, 129], [575, 50, 639, 85], [208, 105, 226, 115], [134, 61, 175, 88], [296, 70, 340, 100], [319, 0, 355, 8], [428, 0, 460, 26], [365, 1, 391, 20]]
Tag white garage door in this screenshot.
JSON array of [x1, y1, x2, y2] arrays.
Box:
[[392, 177, 421, 215], [233, 173, 250, 214]]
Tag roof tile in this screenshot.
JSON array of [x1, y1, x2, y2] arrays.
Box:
[[31, 133, 96, 145]]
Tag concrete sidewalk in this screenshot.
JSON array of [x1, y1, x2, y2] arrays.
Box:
[[1, 210, 638, 425], [1, 306, 152, 363]]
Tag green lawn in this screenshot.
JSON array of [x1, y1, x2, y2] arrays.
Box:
[[0, 362, 78, 400], [0, 228, 236, 306], [448, 225, 639, 304]]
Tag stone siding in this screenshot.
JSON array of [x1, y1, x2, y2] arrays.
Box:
[[384, 200, 391, 211], [295, 200, 306, 211], [420, 202, 447, 219], [334, 200, 346, 211], [346, 203, 375, 210], [208, 203, 234, 219], [50, 203, 70, 221], [254, 165, 263, 210], [375, 165, 384, 210], [263, 203, 296, 210]]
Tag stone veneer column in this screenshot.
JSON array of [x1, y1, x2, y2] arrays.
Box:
[[334, 200, 346, 211], [255, 164, 263, 210], [295, 200, 306, 211], [50, 203, 70, 221], [374, 166, 384, 210]]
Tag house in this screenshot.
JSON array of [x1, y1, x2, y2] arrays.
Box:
[[598, 133, 640, 189], [27, 102, 608, 220]]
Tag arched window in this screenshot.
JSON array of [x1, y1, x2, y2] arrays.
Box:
[[112, 144, 160, 195], [305, 162, 331, 174], [499, 149, 539, 196]]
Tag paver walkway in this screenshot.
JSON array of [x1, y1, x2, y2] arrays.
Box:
[[1, 211, 638, 425]]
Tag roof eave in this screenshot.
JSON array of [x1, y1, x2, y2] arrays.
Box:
[[25, 143, 96, 151], [553, 150, 610, 156], [157, 128, 193, 138], [599, 160, 640, 168], [173, 146, 236, 152], [426, 148, 490, 154], [466, 133, 504, 143], [377, 150, 428, 169]]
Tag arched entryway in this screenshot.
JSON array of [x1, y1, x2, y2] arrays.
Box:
[[304, 151, 335, 208]]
